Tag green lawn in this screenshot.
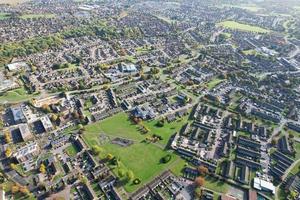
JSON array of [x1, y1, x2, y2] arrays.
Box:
[[294, 141, 300, 160], [204, 175, 229, 193], [83, 112, 189, 193], [83, 113, 144, 147], [84, 112, 189, 147], [103, 142, 180, 192], [0, 87, 38, 103], [19, 13, 55, 19], [65, 144, 79, 157], [0, 12, 10, 20], [218, 21, 270, 33], [222, 4, 262, 12], [206, 78, 224, 90]]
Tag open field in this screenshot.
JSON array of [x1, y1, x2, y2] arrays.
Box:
[[218, 21, 270, 33], [84, 112, 189, 147], [0, 87, 38, 103], [0, 12, 10, 20], [20, 13, 55, 19], [222, 4, 262, 12], [206, 78, 224, 90], [83, 112, 188, 192], [103, 142, 181, 192]]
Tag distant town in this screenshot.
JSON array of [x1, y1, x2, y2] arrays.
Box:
[[0, 0, 300, 200]]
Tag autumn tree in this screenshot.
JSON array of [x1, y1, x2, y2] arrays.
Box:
[[4, 131, 12, 143], [107, 153, 114, 160], [10, 163, 17, 170], [198, 166, 209, 176], [11, 184, 20, 194], [40, 163, 46, 174], [194, 176, 205, 187], [91, 145, 103, 156], [5, 148, 12, 157]]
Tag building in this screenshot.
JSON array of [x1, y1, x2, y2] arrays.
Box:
[[6, 62, 28, 71], [11, 107, 26, 124], [18, 124, 33, 141], [119, 63, 137, 73], [40, 116, 53, 132], [253, 178, 275, 194], [132, 105, 156, 120], [13, 142, 40, 162]]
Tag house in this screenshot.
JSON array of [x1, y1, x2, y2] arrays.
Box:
[[132, 105, 155, 120], [278, 135, 293, 155], [285, 174, 300, 193], [253, 178, 275, 194], [166, 113, 176, 122]]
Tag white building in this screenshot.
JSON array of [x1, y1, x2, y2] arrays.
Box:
[[40, 116, 53, 132], [253, 177, 275, 194]]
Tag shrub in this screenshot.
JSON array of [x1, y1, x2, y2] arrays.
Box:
[[161, 154, 172, 163], [133, 178, 141, 185]]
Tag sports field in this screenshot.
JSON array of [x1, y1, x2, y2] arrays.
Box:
[[218, 21, 270, 33]]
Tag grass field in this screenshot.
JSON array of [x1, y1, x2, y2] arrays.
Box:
[[103, 142, 181, 192], [222, 4, 262, 12], [206, 78, 224, 90], [0, 12, 10, 20], [0, 87, 38, 103], [83, 112, 189, 192], [20, 13, 55, 19], [84, 112, 189, 147], [218, 21, 270, 33], [204, 175, 229, 193], [65, 144, 79, 157]]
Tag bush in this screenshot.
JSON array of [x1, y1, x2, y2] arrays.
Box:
[[133, 178, 141, 185], [161, 154, 172, 163]]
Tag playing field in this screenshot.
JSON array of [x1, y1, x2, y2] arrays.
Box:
[[83, 112, 189, 192], [0, 87, 38, 103], [0, 12, 10, 20], [20, 13, 55, 19], [218, 21, 270, 33]]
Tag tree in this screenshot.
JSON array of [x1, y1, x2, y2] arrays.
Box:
[[194, 176, 205, 187], [19, 186, 30, 195], [118, 169, 126, 178], [91, 146, 103, 156], [4, 131, 12, 143], [194, 187, 202, 198], [5, 148, 12, 157], [198, 166, 209, 176], [11, 185, 19, 194], [50, 114, 58, 122], [271, 138, 278, 146], [42, 104, 51, 113], [40, 163, 46, 174], [107, 154, 114, 160], [126, 170, 134, 182], [10, 163, 17, 170]]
